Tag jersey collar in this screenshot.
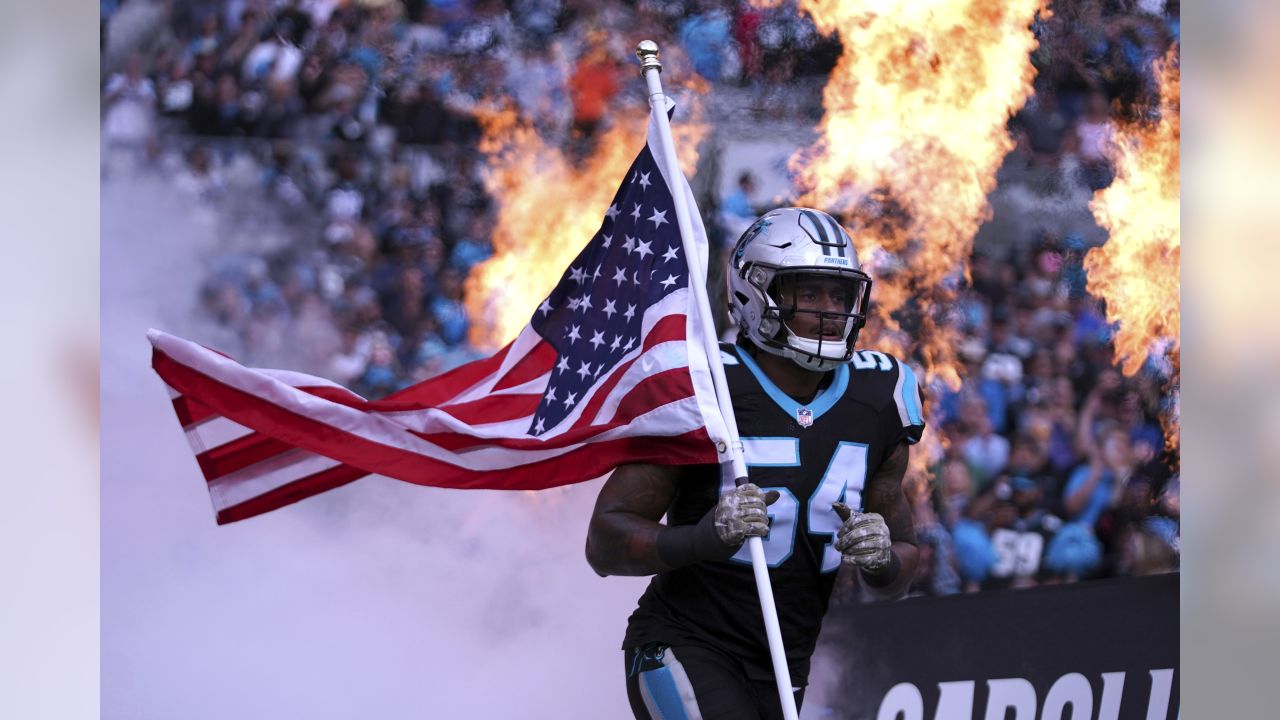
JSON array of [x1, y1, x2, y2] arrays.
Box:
[[733, 346, 849, 424]]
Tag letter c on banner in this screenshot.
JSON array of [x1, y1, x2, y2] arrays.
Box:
[[1042, 673, 1093, 720], [984, 678, 1037, 720], [877, 682, 924, 720]]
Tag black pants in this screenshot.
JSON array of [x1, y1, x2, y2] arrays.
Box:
[[624, 642, 805, 720]]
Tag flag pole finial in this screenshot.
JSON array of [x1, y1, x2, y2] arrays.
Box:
[[635, 40, 661, 74]]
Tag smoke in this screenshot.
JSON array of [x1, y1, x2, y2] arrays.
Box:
[[101, 166, 648, 719]]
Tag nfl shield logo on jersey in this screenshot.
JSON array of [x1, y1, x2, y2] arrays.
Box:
[[796, 407, 814, 428]]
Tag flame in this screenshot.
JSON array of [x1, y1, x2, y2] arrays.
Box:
[[782, 1, 1048, 477], [1083, 46, 1180, 449], [464, 65, 707, 350], [1084, 48, 1180, 376], [788, 0, 1049, 392], [465, 110, 707, 350]]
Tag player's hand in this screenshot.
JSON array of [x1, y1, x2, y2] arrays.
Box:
[[832, 502, 892, 572], [713, 483, 780, 547]]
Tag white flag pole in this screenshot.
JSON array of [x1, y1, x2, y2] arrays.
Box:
[[635, 40, 800, 720]]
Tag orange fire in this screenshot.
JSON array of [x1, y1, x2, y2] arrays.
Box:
[[464, 77, 707, 350], [1084, 48, 1180, 378], [782, 1, 1049, 477], [1083, 47, 1179, 449], [788, 0, 1049, 392]]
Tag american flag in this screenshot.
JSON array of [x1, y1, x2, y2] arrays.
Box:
[[150, 119, 730, 524]]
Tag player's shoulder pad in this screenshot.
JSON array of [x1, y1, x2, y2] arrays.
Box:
[[847, 348, 902, 375], [847, 348, 926, 441]]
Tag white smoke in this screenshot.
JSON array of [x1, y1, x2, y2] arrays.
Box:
[[101, 166, 649, 719]]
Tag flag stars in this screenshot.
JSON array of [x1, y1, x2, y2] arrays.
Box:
[[529, 154, 692, 437]]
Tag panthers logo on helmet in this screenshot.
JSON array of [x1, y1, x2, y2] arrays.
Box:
[[733, 217, 773, 266]]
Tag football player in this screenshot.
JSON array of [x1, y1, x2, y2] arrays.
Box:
[[586, 207, 926, 719]]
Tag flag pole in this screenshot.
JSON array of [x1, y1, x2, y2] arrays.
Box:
[[635, 40, 800, 720]]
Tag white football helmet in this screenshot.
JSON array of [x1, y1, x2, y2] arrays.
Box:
[[726, 207, 872, 372]]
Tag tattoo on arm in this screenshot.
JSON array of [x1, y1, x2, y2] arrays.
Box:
[[585, 463, 680, 577]]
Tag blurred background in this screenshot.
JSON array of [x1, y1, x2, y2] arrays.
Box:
[[97, 1, 1183, 716], [4, 0, 1276, 717], [105, 0, 1178, 587]]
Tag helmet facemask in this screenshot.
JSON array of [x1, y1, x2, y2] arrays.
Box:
[[749, 267, 872, 372]]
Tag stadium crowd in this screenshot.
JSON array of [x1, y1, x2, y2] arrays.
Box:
[[103, 0, 1180, 596]]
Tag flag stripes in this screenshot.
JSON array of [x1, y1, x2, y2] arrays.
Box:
[[150, 116, 729, 524]]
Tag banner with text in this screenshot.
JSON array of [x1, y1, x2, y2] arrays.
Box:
[[819, 574, 1179, 720]]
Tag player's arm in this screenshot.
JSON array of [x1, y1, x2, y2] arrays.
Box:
[[585, 463, 680, 577], [585, 463, 776, 577], [834, 442, 920, 600]]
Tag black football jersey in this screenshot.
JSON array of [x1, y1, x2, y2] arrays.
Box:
[[622, 342, 926, 686], [982, 510, 1064, 591]]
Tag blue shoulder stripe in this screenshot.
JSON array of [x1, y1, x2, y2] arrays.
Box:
[[734, 345, 849, 423], [895, 360, 924, 427]]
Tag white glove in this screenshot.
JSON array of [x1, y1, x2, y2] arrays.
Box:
[[832, 502, 893, 572], [714, 483, 779, 547]]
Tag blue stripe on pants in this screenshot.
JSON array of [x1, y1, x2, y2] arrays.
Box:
[[640, 664, 690, 720]]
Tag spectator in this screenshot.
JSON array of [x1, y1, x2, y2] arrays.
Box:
[[568, 41, 620, 139], [1067, 91, 1116, 189], [678, 5, 735, 82], [959, 395, 1010, 486], [430, 267, 470, 347], [718, 170, 759, 243], [974, 475, 1064, 590], [103, 53, 157, 150], [1064, 421, 1136, 530]]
